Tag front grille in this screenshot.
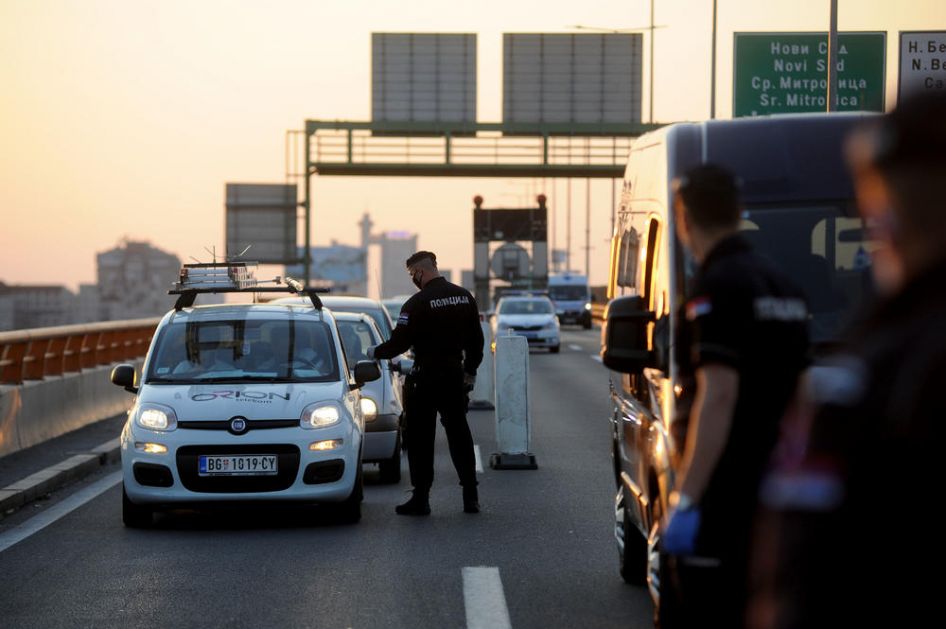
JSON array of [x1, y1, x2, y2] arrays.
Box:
[[177, 444, 300, 493], [511, 325, 543, 332], [178, 419, 298, 432]]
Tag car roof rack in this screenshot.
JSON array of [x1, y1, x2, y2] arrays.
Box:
[[168, 262, 326, 311]]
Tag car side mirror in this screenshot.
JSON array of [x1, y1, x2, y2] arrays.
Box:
[[352, 360, 381, 389], [110, 363, 138, 394], [600, 296, 656, 373]]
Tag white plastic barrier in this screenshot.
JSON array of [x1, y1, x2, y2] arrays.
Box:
[[469, 321, 495, 409], [490, 332, 537, 469]]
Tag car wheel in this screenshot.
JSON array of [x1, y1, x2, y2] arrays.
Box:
[[336, 463, 363, 524], [549, 344, 561, 354], [648, 522, 664, 609], [122, 484, 153, 528], [379, 434, 402, 484], [615, 487, 647, 584], [583, 319, 592, 330]]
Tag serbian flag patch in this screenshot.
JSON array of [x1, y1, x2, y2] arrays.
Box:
[[686, 296, 712, 320]]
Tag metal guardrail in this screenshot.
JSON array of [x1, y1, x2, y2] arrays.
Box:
[[0, 319, 160, 385]]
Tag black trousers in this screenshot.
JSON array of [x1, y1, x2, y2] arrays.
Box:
[[405, 366, 477, 492]]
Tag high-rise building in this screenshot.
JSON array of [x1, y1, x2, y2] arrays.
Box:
[[285, 242, 367, 296], [0, 282, 74, 330], [97, 240, 180, 320], [75, 284, 101, 324], [379, 231, 418, 298]]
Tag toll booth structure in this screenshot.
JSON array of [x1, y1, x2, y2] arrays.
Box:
[[472, 195, 548, 308]]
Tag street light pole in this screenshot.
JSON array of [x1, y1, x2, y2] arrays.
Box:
[[710, 0, 718, 119], [828, 0, 839, 112], [649, 0, 655, 123]]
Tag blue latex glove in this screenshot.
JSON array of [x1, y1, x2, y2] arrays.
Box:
[[662, 506, 701, 555]]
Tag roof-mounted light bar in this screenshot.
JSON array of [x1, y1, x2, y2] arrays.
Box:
[[175, 262, 259, 291], [168, 263, 324, 311]]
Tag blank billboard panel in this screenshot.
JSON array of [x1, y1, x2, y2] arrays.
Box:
[[225, 184, 297, 264], [503, 33, 642, 124], [372, 33, 476, 124]]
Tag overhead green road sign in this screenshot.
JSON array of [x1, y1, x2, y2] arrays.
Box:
[[734, 32, 886, 117]]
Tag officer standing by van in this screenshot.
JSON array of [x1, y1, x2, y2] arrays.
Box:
[[368, 251, 484, 516], [748, 93, 946, 629], [660, 165, 809, 626]]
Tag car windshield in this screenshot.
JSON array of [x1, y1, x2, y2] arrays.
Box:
[[336, 320, 378, 366], [548, 286, 588, 301], [685, 204, 875, 343], [146, 319, 339, 383], [330, 306, 392, 340], [499, 299, 553, 315]]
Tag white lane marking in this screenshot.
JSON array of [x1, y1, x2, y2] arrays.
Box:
[[463, 566, 512, 629], [568, 344, 582, 351], [590, 355, 603, 363], [0, 471, 121, 554], [474, 445, 483, 473]]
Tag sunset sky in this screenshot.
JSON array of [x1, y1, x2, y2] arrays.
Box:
[[1, 0, 943, 292]]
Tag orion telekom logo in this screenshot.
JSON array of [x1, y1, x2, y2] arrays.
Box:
[[191, 391, 291, 402]]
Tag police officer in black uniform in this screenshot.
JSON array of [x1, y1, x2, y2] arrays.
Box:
[[660, 165, 809, 627], [368, 251, 484, 516], [748, 93, 946, 629]]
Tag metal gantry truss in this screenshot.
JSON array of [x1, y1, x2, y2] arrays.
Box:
[[285, 120, 662, 283]]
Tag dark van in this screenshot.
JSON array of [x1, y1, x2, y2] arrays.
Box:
[[600, 113, 875, 619]]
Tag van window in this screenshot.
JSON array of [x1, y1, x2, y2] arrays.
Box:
[[642, 220, 660, 307], [548, 285, 588, 301], [738, 205, 875, 342], [617, 228, 641, 288]]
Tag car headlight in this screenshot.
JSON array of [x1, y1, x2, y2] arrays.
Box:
[[360, 397, 378, 421], [584, 302, 592, 311], [134, 403, 178, 432], [544, 319, 559, 330], [300, 402, 343, 429]]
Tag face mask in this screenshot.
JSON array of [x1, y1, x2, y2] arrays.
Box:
[[411, 270, 423, 289]]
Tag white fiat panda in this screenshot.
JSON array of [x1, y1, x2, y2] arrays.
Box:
[[110, 264, 380, 527]]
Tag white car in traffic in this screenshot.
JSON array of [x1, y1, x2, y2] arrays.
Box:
[[491, 295, 561, 353], [111, 298, 380, 527]]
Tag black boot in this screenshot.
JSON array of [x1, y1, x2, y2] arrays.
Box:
[[463, 486, 480, 514], [395, 490, 430, 516]]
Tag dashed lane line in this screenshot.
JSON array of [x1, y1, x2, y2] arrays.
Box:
[[474, 445, 484, 473], [463, 566, 512, 629]]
